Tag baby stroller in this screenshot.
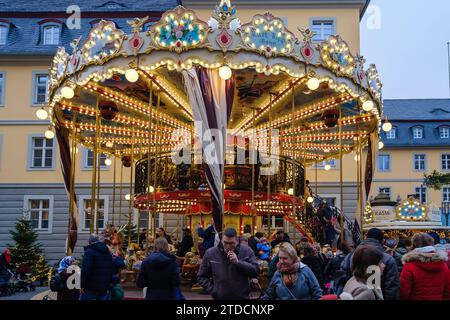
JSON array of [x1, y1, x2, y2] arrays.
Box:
[[0, 269, 14, 296], [11, 264, 35, 293]]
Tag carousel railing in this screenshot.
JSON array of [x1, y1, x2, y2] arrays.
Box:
[[134, 153, 305, 197]]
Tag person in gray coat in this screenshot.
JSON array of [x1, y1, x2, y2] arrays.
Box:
[[197, 228, 260, 300], [341, 228, 400, 300]]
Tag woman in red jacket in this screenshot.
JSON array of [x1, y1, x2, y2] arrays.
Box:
[[400, 233, 450, 300]]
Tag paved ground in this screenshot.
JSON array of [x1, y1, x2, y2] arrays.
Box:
[[0, 286, 48, 301]]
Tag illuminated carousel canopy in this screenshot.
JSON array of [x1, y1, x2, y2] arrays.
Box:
[[47, 0, 384, 165]]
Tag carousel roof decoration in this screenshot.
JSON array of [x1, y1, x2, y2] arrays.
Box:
[[46, 0, 385, 164]]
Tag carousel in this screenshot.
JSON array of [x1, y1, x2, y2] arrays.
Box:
[[45, 0, 386, 274]]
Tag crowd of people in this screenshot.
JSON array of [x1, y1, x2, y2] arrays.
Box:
[[1, 224, 449, 301]]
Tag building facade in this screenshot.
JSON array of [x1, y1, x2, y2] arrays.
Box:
[[370, 99, 450, 225], [0, 0, 370, 262]]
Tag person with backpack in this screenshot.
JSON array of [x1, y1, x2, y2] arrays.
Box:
[[80, 234, 115, 300], [55, 256, 80, 300], [324, 240, 352, 295]]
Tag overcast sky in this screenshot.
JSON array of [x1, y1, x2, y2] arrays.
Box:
[[361, 0, 450, 99]]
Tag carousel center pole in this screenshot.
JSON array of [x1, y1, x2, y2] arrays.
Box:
[[89, 98, 100, 234], [145, 81, 153, 256], [127, 127, 135, 247]]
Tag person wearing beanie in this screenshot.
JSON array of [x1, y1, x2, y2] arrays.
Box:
[[340, 228, 400, 300], [427, 231, 450, 270]]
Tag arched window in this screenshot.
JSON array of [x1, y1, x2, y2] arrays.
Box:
[[43, 25, 60, 45]]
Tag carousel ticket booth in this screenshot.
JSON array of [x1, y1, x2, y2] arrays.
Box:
[[46, 0, 386, 288]]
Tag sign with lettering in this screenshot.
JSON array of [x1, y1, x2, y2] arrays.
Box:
[[372, 206, 396, 222]]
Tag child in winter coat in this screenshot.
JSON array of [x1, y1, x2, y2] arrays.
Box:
[[256, 238, 271, 261]]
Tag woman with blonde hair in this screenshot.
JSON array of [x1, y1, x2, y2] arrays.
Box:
[[262, 242, 322, 300]]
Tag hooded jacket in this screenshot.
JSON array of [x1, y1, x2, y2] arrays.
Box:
[[343, 276, 383, 300], [400, 249, 450, 300], [197, 243, 259, 300], [341, 238, 400, 300], [81, 242, 114, 293], [197, 225, 216, 252], [262, 262, 322, 300], [136, 251, 181, 300]]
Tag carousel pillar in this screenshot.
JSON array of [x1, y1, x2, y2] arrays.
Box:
[[291, 86, 296, 244], [89, 100, 100, 234], [251, 108, 256, 233], [267, 93, 274, 237], [145, 81, 153, 256], [339, 108, 345, 241], [358, 133, 364, 234], [95, 118, 102, 235], [127, 127, 135, 247], [112, 147, 117, 226], [152, 92, 161, 246], [119, 159, 124, 225]]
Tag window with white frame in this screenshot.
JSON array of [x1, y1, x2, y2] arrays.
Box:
[[439, 127, 449, 139], [43, 25, 60, 45], [377, 154, 391, 172], [33, 73, 48, 105], [262, 216, 284, 229], [386, 128, 396, 139], [83, 148, 107, 169], [443, 187, 450, 203], [379, 187, 391, 198], [315, 159, 337, 169], [442, 154, 450, 170], [414, 154, 426, 171], [412, 127, 423, 139], [0, 24, 7, 45], [0, 72, 4, 105], [30, 137, 54, 169], [24, 196, 53, 232], [310, 19, 335, 42], [79, 195, 108, 231], [415, 186, 427, 204]]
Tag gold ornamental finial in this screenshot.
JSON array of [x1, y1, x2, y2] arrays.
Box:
[[127, 16, 149, 33]]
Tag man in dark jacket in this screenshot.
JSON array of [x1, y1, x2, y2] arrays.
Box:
[[80, 235, 114, 300], [177, 228, 194, 257], [248, 232, 264, 255], [197, 228, 260, 300], [197, 221, 216, 256], [270, 230, 291, 248], [341, 228, 400, 300]]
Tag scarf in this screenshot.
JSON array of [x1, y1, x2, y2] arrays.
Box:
[[277, 261, 300, 288], [3, 250, 11, 265], [58, 256, 75, 274]]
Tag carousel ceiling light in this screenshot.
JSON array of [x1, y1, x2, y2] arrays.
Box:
[[324, 164, 331, 171], [105, 141, 114, 148], [307, 77, 320, 91], [378, 141, 384, 150], [307, 196, 314, 203], [36, 108, 49, 120], [44, 127, 55, 139], [105, 158, 112, 166], [219, 65, 232, 80], [147, 186, 155, 193], [61, 86, 75, 99], [125, 68, 139, 83], [288, 188, 294, 195], [362, 100, 374, 112], [382, 121, 392, 132]]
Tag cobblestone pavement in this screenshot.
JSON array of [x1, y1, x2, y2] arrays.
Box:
[[0, 286, 48, 300]]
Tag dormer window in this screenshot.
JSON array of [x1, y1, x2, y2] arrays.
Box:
[[412, 127, 423, 139], [43, 25, 60, 45], [439, 126, 449, 139], [0, 24, 8, 45], [386, 127, 396, 139]]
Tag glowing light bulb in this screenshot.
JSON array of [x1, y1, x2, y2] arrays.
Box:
[[44, 128, 55, 139], [147, 186, 155, 193], [324, 164, 331, 171], [307, 196, 314, 203], [125, 194, 131, 201], [70, 146, 79, 154], [219, 65, 232, 80], [382, 122, 392, 132], [36, 108, 48, 120], [61, 86, 75, 99], [362, 100, 374, 112], [378, 141, 384, 150], [125, 68, 139, 83], [288, 188, 294, 195], [105, 158, 112, 166], [307, 77, 320, 91], [105, 141, 114, 148]]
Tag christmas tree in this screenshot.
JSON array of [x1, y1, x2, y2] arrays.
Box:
[[8, 218, 50, 283], [121, 223, 138, 250]]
